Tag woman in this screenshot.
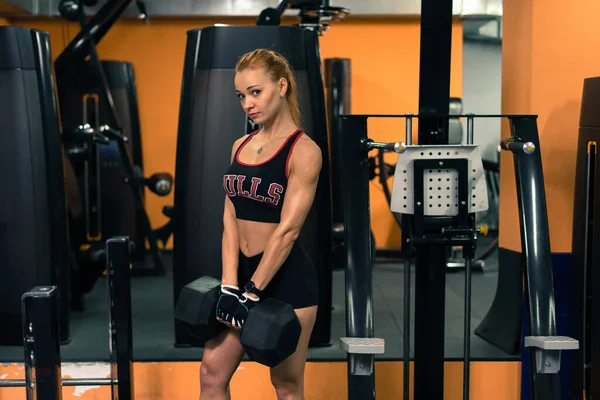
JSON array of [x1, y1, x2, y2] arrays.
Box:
[[199, 48, 322, 400]]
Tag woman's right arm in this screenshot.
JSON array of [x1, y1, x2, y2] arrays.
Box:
[[221, 196, 239, 286], [220, 137, 245, 286]]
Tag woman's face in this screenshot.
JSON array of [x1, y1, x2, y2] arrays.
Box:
[[235, 66, 286, 126]]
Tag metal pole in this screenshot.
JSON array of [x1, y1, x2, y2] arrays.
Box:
[[466, 115, 474, 145], [415, 0, 454, 396], [106, 237, 134, 400], [403, 259, 411, 400], [326, 57, 352, 235], [463, 256, 472, 400], [54, 0, 134, 74], [21, 286, 63, 400], [0, 378, 116, 388], [406, 114, 413, 145], [508, 117, 560, 400], [339, 115, 376, 400]]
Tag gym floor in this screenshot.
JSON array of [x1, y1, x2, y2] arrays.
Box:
[[0, 235, 513, 363]]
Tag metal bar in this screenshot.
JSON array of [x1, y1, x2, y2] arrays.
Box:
[[54, 0, 134, 74], [406, 114, 413, 145], [338, 113, 537, 118], [508, 117, 560, 400], [415, 0, 454, 397], [21, 286, 62, 400], [412, 158, 447, 400], [417, 0, 453, 145], [339, 115, 376, 400], [500, 139, 536, 154], [64, 379, 115, 386], [463, 256, 472, 400], [582, 143, 594, 399], [106, 237, 134, 400], [325, 57, 351, 238], [365, 140, 406, 153], [590, 141, 599, 400], [466, 115, 474, 145], [403, 259, 411, 400], [0, 378, 116, 388]]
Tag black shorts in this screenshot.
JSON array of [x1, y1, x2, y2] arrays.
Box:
[[237, 242, 319, 309]]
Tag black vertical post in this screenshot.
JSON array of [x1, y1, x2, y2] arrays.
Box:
[[106, 237, 134, 400], [339, 115, 376, 400], [508, 118, 560, 400], [21, 286, 63, 400], [325, 58, 352, 230], [414, 0, 454, 398]]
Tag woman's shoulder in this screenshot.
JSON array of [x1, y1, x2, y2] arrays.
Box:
[[291, 132, 322, 166], [230, 132, 257, 161]]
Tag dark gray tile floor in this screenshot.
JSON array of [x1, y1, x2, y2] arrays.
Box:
[[0, 240, 516, 363]]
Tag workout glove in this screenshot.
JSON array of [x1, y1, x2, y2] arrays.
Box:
[[216, 285, 241, 325], [231, 293, 260, 329]]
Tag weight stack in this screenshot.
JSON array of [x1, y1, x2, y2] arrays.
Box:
[[569, 76, 600, 400], [173, 25, 333, 348], [0, 26, 71, 345], [56, 60, 146, 266]]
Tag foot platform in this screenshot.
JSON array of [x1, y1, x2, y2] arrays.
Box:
[[339, 337, 385, 354], [524, 335, 579, 374]]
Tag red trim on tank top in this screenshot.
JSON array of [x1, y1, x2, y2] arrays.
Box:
[[285, 131, 305, 179], [236, 128, 301, 167]]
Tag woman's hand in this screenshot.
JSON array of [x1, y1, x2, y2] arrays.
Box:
[[215, 285, 241, 328]]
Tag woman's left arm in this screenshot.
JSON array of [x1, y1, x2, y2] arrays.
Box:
[[247, 138, 323, 294]]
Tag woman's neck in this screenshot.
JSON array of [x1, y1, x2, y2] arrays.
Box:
[[261, 110, 296, 139]]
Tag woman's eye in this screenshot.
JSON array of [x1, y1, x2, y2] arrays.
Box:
[[252, 90, 261, 96]]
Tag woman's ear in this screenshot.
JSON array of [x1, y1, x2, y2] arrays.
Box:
[[279, 77, 288, 96]]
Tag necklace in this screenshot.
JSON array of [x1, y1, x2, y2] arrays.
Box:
[[257, 123, 292, 154]]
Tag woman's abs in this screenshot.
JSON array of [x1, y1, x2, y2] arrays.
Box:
[[236, 218, 278, 257]]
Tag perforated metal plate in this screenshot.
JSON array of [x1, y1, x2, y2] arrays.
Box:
[[390, 145, 489, 216]]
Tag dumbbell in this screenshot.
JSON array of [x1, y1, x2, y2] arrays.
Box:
[[174, 276, 302, 367], [174, 276, 226, 344]]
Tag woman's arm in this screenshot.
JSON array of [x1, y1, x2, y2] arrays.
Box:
[[247, 137, 323, 293], [221, 196, 240, 286], [220, 137, 246, 286]]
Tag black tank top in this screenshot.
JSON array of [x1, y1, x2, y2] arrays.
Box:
[[223, 129, 304, 223]]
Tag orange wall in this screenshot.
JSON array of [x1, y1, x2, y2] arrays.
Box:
[[0, 360, 519, 399], [8, 16, 462, 250], [501, 0, 600, 252]]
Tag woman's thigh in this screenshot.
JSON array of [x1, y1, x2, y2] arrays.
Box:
[[269, 305, 318, 384], [200, 328, 246, 384]]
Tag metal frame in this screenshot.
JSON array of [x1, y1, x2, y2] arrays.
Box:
[[335, 112, 578, 400], [54, 0, 166, 275], [0, 237, 135, 400]]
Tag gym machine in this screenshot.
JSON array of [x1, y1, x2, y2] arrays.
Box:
[[569, 76, 600, 400], [0, 26, 72, 345], [335, 112, 580, 399], [257, 0, 348, 34], [54, 0, 171, 280], [323, 57, 496, 272], [0, 237, 134, 399]]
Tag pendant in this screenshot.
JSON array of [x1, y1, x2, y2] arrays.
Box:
[[257, 146, 263, 154]]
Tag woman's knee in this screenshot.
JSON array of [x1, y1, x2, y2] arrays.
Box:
[[271, 375, 303, 399], [199, 358, 229, 391]]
